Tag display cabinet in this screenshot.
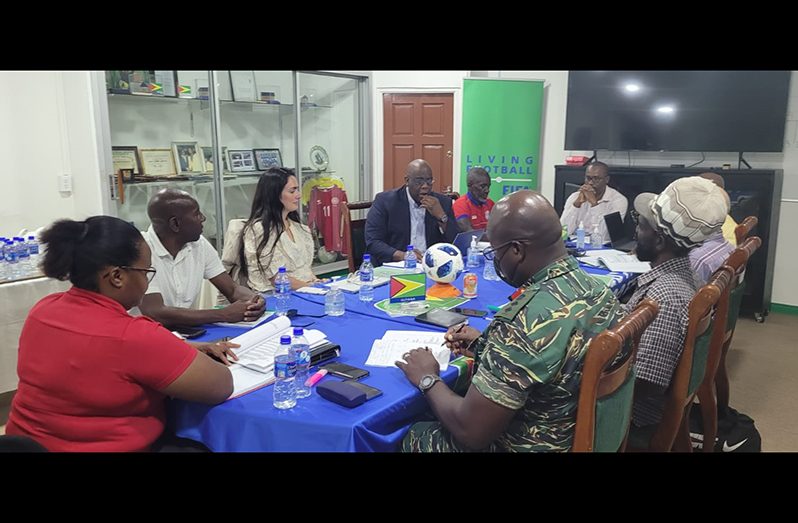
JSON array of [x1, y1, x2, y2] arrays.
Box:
[[103, 70, 370, 273]]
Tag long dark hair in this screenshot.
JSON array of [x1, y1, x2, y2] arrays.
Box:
[[239, 167, 300, 277], [40, 216, 143, 292]]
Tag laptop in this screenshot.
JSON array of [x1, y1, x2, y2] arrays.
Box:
[[453, 229, 485, 257], [603, 212, 637, 252]]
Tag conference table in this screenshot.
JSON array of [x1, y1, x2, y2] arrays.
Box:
[[170, 257, 637, 452]]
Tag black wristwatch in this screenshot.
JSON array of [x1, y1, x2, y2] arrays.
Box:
[[418, 374, 442, 394]]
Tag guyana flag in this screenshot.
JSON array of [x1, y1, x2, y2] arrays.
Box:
[[178, 85, 192, 96], [389, 273, 426, 304], [148, 83, 163, 94]]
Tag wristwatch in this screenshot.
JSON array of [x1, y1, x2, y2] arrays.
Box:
[[437, 214, 449, 224], [418, 374, 442, 394]]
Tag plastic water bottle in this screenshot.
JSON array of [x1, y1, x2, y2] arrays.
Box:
[[404, 245, 418, 271], [325, 286, 345, 316], [0, 242, 6, 281], [359, 254, 374, 302], [592, 222, 603, 247], [292, 327, 311, 399], [483, 255, 500, 281], [15, 238, 30, 276], [576, 221, 586, 249], [5, 240, 20, 280], [467, 235, 480, 268], [27, 236, 39, 274], [273, 335, 296, 409], [274, 266, 291, 316]]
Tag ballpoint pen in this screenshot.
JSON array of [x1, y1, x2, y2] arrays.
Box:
[[441, 321, 468, 346]]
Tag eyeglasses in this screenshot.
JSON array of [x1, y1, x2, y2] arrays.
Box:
[[119, 265, 157, 283], [482, 239, 530, 261], [408, 177, 434, 187]]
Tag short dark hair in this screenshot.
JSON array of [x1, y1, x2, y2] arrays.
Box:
[[40, 216, 144, 292]]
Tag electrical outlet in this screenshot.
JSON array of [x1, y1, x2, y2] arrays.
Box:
[[58, 173, 73, 192]]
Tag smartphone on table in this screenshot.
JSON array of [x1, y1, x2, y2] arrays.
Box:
[[453, 307, 488, 318], [173, 326, 207, 339], [320, 362, 370, 380]]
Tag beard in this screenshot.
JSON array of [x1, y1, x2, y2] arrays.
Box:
[[635, 240, 656, 262]]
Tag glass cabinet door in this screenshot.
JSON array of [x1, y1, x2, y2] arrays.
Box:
[[107, 70, 221, 246], [214, 70, 296, 251], [296, 71, 368, 271]]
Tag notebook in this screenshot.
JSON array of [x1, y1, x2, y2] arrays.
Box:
[[603, 212, 637, 252], [227, 316, 328, 399]]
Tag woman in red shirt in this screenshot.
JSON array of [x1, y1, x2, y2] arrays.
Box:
[[6, 216, 234, 451]]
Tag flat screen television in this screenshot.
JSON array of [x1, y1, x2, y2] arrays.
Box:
[[565, 71, 791, 152]]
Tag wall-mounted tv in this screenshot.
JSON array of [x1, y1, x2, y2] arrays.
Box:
[[565, 71, 791, 153]]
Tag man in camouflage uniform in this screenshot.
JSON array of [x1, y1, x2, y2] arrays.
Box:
[[397, 190, 625, 452]]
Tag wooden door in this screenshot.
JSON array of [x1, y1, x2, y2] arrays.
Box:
[[382, 93, 453, 194]]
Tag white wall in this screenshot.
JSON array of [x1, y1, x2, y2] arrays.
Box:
[[0, 71, 107, 237]]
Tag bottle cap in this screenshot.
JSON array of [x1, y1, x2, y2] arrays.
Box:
[[280, 335, 291, 344], [293, 327, 304, 336]]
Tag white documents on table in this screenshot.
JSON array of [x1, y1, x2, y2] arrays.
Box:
[[579, 249, 651, 273], [366, 330, 451, 371]]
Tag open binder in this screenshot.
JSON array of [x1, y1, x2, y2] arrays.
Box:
[[227, 316, 334, 399]]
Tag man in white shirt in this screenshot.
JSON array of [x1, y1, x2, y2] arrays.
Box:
[[560, 162, 628, 244], [139, 189, 265, 328]]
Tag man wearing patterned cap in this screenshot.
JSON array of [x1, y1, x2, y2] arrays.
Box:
[[623, 176, 729, 438]]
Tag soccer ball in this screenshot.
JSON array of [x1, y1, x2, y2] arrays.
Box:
[[422, 243, 464, 284]]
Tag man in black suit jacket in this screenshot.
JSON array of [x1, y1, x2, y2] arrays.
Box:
[[365, 159, 459, 266]]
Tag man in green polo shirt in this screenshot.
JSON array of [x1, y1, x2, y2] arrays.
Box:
[[397, 190, 625, 452]]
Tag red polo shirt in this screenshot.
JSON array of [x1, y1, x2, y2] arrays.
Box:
[[6, 287, 198, 452], [453, 192, 495, 231]]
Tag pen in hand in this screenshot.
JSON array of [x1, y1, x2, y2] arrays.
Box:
[[441, 321, 468, 346]]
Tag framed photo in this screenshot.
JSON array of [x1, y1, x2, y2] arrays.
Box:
[[226, 149, 255, 172], [140, 148, 177, 177], [111, 146, 142, 176], [171, 141, 203, 174], [119, 168, 135, 182], [253, 148, 282, 170], [201, 146, 229, 173]]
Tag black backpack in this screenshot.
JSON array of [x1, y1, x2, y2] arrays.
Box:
[[689, 406, 761, 452]]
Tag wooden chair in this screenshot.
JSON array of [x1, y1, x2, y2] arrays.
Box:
[[692, 265, 735, 451], [714, 237, 762, 416], [734, 216, 758, 245], [628, 268, 733, 452], [341, 200, 373, 273], [573, 298, 659, 452]]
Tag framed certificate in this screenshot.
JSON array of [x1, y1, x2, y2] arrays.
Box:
[[140, 148, 177, 176], [112, 146, 142, 176], [227, 149, 255, 172], [253, 148, 282, 170]]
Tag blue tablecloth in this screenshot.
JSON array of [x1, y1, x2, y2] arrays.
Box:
[[170, 257, 636, 452]]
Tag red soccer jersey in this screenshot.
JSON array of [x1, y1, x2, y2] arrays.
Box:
[[453, 193, 495, 231], [6, 287, 198, 452]]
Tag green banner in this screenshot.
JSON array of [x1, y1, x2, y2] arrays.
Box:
[[460, 79, 544, 202]]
